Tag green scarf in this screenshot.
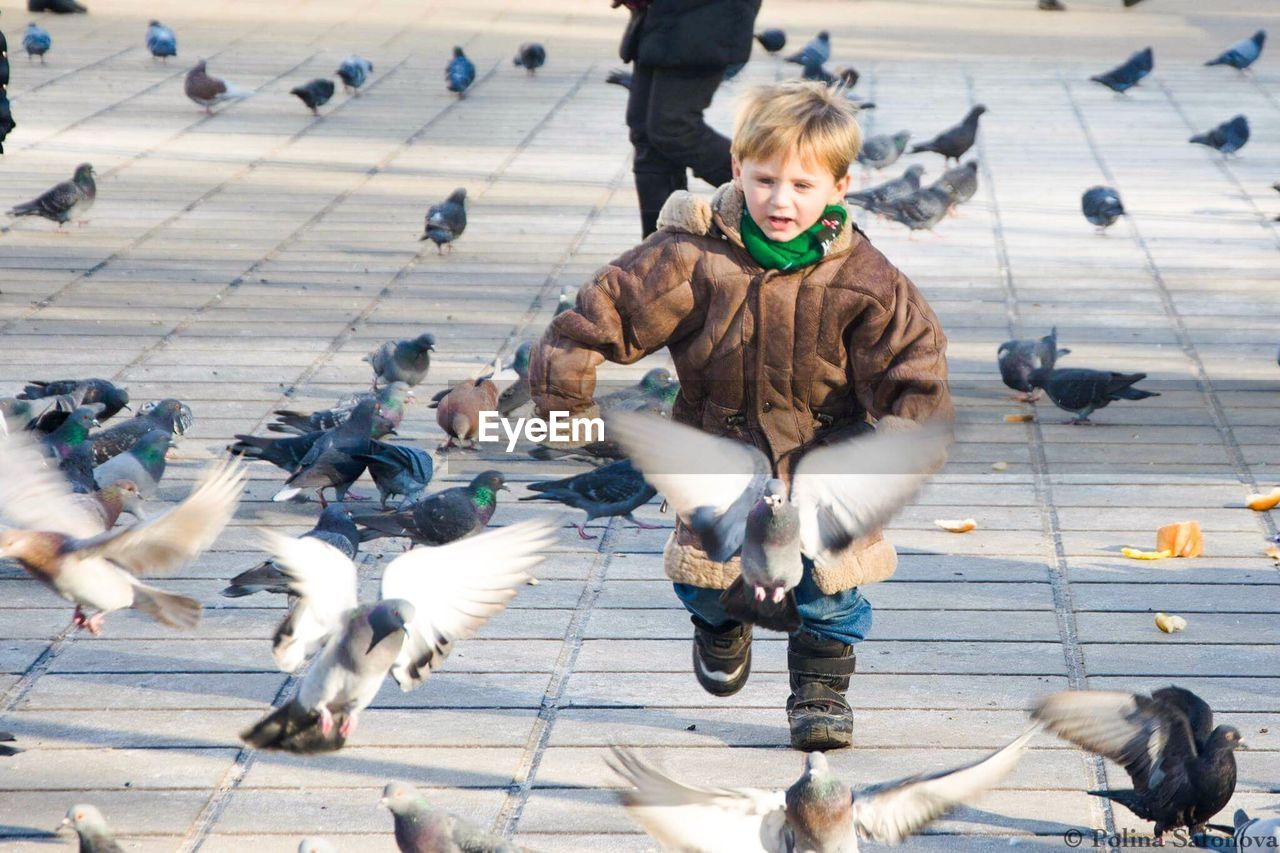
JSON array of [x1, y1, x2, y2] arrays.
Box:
[[740, 204, 847, 271]]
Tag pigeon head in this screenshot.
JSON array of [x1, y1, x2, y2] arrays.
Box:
[[640, 368, 673, 393], [380, 382, 414, 406], [835, 67, 858, 88], [817, 31, 830, 41], [368, 598, 415, 651], [1212, 726, 1245, 751], [512, 340, 533, 374], [469, 470, 508, 497], [142, 398, 193, 434], [802, 750, 830, 779], [133, 429, 175, 461], [101, 479, 145, 518], [410, 332, 437, 353], [968, 105, 988, 120], [100, 382, 129, 413], [73, 163, 97, 183], [193, 59, 208, 72], [1253, 30, 1266, 47], [452, 46, 465, 58], [763, 478, 788, 508], [149, 19, 162, 26], [380, 781, 428, 815], [890, 130, 910, 149], [904, 164, 926, 179], [447, 187, 467, 207], [60, 804, 112, 836]]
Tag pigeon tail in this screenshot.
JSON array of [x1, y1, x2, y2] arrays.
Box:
[[720, 577, 802, 632], [241, 702, 348, 753], [1086, 788, 1155, 821], [132, 584, 202, 630], [273, 486, 304, 502]]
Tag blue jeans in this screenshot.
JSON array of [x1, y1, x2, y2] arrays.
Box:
[[673, 559, 873, 646]]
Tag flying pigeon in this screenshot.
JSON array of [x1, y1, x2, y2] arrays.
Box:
[[846, 165, 925, 210], [433, 375, 498, 450], [241, 519, 555, 752], [364, 333, 436, 388], [497, 341, 533, 416], [1090, 47, 1153, 94], [1189, 114, 1249, 155], [351, 441, 434, 509], [336, 55, 372, 94], [0, 433, 243, 634], [1081, 185, 1125, 232], [355, 469, 506, 546], [610, 728, 1036, 852], [222, 505, 360, 599], [1029, 366, 1159, 424], [421, 187, 467, 253], [605, 69, 631, 90], [23, 23, 51, 63], [855, 131, 910, 170], [878, 186, 953, 235], [785, 31, 830, 68], [1205, 30, 1266, 71], [909, 105, 987, 163], [291, 78, 335, 115], [1033, 687, 1242, 842], [446, 46, 475, 97], [90, 398, 192, 465], [930, 160, 979, 208], [381, 782, 529, 852], [520, 458, 659, 539], [20, 377, 128, 422], [513, 42, 545, 74], [145, 20, 177, 61], [270, 382, 410, 438], [608, 411, 949, 631], [998, 327, 1070, 401], [60, 804, 123, 853], [6, 162, 96, 229], [755, 29, 786, 55], [271, 399, 377, 503], [185, 59, 251, 114], [92, 429, 172, 497]]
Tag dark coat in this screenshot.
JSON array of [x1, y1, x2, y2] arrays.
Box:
[[621, 0, 761, 69]]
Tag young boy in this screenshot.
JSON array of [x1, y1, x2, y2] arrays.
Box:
[[529, 81, 953, 751]]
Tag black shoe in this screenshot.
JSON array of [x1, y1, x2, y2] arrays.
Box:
[[786, 629, 856, 751], [1038, 0, 1067, 9], [691, 616, 751, 697], [30, 0, 88, 13]]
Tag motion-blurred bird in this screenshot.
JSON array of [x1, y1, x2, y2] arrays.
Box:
[[846, 164, 925, 210], [1090, 47, 1153, 94], [785, 31, 830, 68], [879, 186, 953, 235], [336, 55, 372, 94], [60, 805, 124, 853], [513, 42, 545, 74], [910, 105, 987, 163], [1189, 114, 1249, 155], [145, 20, 177, 61], [1081, 185, 1125, 232], [998, 327, 1070, 401], [185, 59, 251, 114], [1205, 30, 1266, 71], [520, 458, 658, 540], [931, 159, 979, 208], [21, 377, 127, 421], [22, 23, 51, 63], [606, 69, 632, 90], [222, 505, 359, 599], [364, 333, 436, 388], [446, 46, 475, 97], [421, 187, 467, 254], [6, 162, 96, 229], [351, 441, 434, 509], [355, 469, 506, 546], [382, 783, 530, 853], [1030, 366, 1158, 424], [754, 29, 786, 55], [291, 78, 335, 115], [855, 130, 910, 170]]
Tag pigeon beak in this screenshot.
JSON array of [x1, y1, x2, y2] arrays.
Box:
[[499, 484, 511, 492], [1237, 739, 1248, 750], [58, 817, 72, 831]]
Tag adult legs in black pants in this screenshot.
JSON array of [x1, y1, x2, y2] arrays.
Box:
[[627, 64, 734, 238]]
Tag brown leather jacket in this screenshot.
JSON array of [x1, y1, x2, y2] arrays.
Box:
[[530, 183, 952, 593]]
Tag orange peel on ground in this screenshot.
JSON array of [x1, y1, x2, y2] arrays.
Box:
[[1156, 521, 1203, 558], [1004, 413, 1034, 423], [1155, 612, 1187, 634], [1245, 489, 1280, 511], [1122, 547, 1173, 560], [934, 518, 977, 533]]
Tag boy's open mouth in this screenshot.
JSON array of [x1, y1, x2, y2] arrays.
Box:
[[767, 215, 793, 230]]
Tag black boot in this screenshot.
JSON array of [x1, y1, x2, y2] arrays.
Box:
[[786, 629, 856, 751], [30, 0, 88, 12], [691, 616, 751, 697]]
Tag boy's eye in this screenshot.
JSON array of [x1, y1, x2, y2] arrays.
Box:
[[795, 183, 812, 191], [758, 177, 774, 185]]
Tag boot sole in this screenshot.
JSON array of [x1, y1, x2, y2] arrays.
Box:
[[692, 641, 751, 698], [789, 713, 854, 751]]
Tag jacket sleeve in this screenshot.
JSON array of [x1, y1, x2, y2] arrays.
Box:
[[530, 233, 701, 421]]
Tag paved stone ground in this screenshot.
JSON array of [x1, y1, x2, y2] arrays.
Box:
[[1, 0, 1279, 849]]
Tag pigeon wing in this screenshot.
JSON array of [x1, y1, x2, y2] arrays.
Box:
[[257, 529, 359, 672], [0, 432, 102, 537]]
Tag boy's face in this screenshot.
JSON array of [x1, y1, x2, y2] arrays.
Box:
[[734, 152, 852, 243]]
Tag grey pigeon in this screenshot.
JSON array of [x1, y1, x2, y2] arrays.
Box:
[[298, 840, 338, 853], [23, 23, 51, 63], [497, 341, 533, 416], [513, 42, 545, 74], [605, 69, 632, 90], [351, 441, 434, 508], [1033, 687, 1241, 842], [910, 105, 987, 163], [1205, 30, 1265, 71], [1189, 114, 1249, 155], [931, 160, 979, 207], [241, 520, 555, 752], [272, 399, 377, 503], [336, 55, 372, 94], [222, 505, 360, 598], [801, 62, 856, 87], [382, 782, 528, 852], [609, 412, 949, 631], [60, 804, 123, 853], [855, 131, 910, 170], [90, 398, 192, 465], [1230, 809, 1280, 850], [185, 59, 251, 113], [446, 46, 475, 97], [998, 327, 1070, 400], [878, 186, 953, 234], [291, 78, 335, 115], [7, 162, 96, 228], [1081, 185, 1124, 232], [519, 458, 658, 539], [0, 731, 19, 756], [355, 469, 505, 545], [1029, 366, 1158, 424], [364, 333, 436, 388], [846, 165, 925, 210], [229, 430, 323, 474], [610, 728, 1035, 851], [146, 20, 176, 61], [755, 29, 786, 55], [20, 377, 128, 422], [421, 188, 467, 254], [92, 429, 172, 497], [785, 31, 830, 67], [270, 382, 411, 438], [1091, 47, 1153, 94]]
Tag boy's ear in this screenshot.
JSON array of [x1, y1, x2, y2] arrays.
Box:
[[731, 156, 741, 180], [831, 170, 853, 201]]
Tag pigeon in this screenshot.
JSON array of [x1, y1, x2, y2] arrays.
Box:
[[610, 727, 1036, 852], [785, 31, 830, 68], [1230, 809, 1280, 850], [291, 78, 335, 115], [23, 23, 51, 63], [930, 160, 979, 208], [526, 368, 679, 464], [6, 162, 96, 228], [1090, 47, 1153, 94], [298, 840, 338, 853], [1189, 114, 1249, 156], [92, 429, 172, 498], [605, 69, 632, 90], [1081, 185, 1125, 232], [421, 188, 467, 254], [272, 399, 377, 503], [801, 62, 856, 87], [351, 441, 434, 508], [222, 505, 361, 599], [77, 480, 145, 530], [381, 782, 528, 852], [878, 186, 953, 235], [998, 327, 1070, 401], [1029, 367, 1158, 424], [608, 411, 949, 631], [446, 46, 475, 97], [145, 20, 177, 61], [1205, 30, 1266, 71], [364, 333, 436, 388], [90, 398, 192, 465], [241, 519, 555, 752], [0, 434, 243, 634], [41, 405, 99, 463], [909, 105, 987, 163], [1032, 687, 1242, 841], [336, 55, 372, 94], [20, 377, 128, 422], [855, 131, 910, 170], [497, 341, 533, 416], [513, 42, 545, 74], [846, 165, 925, 210], [433, 375, 499, 450], [185, 59, 251, 113], [356, 469, 506, 545], [3, 392, 89, 435], [554, 285, 575, 316], [270, 382, 411, 438], [0, 732, 19, 757], [228, 430, 323, 474], [755, 29, 787, 55], [60, 804, 123, 853], [520, 459, 659, 540]]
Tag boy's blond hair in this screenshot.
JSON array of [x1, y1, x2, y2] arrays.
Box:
[[731, 81, 863, 179]]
